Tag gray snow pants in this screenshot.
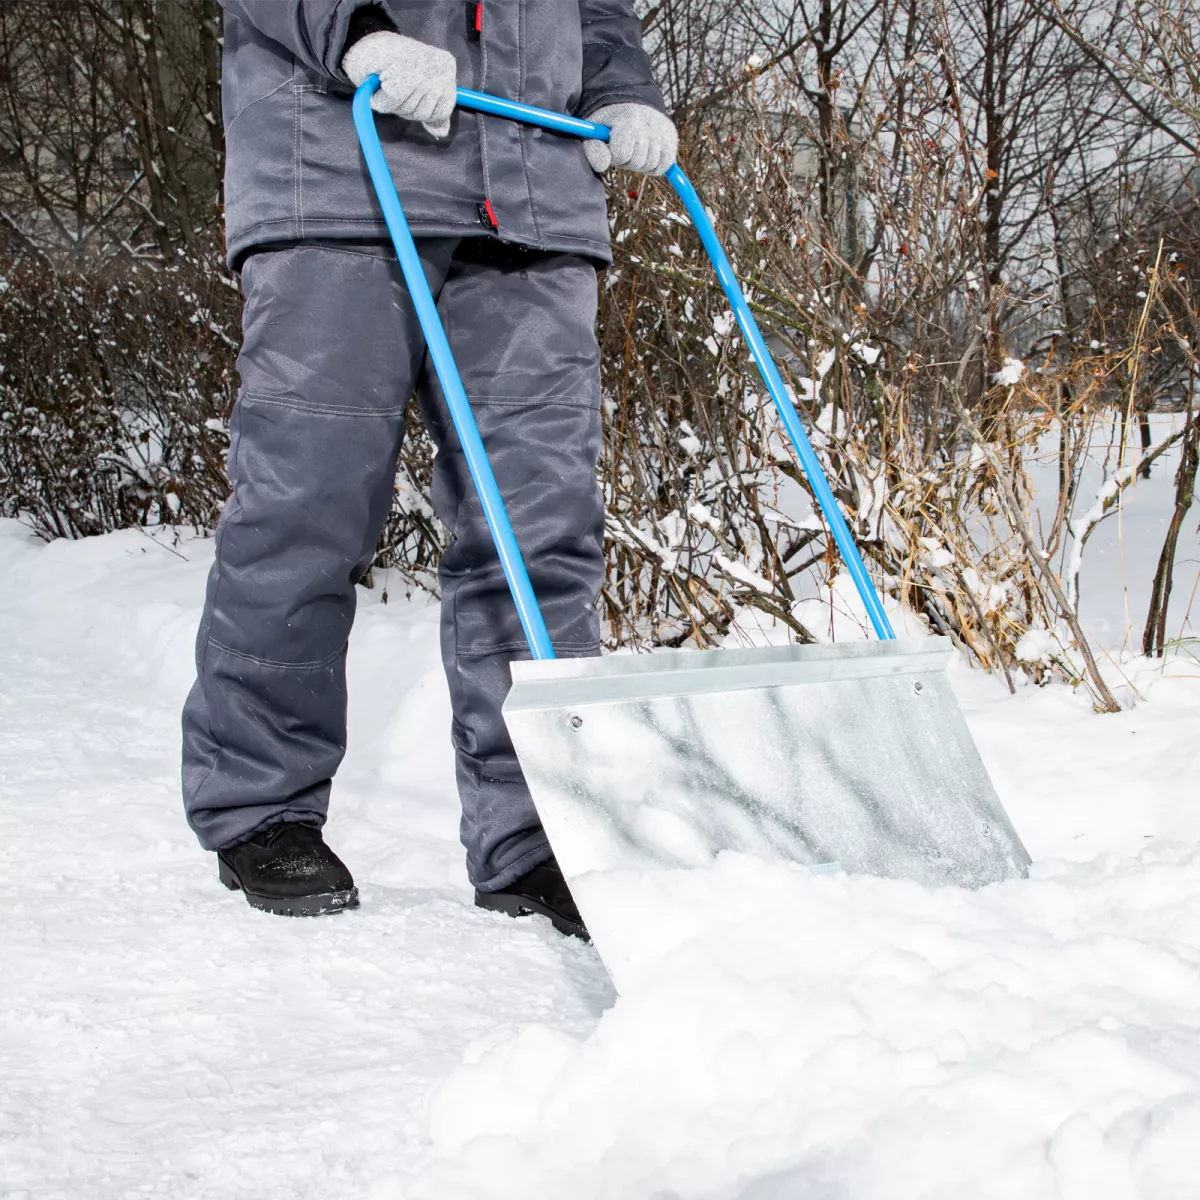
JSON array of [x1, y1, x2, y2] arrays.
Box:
[[181, 239, 604, 891]]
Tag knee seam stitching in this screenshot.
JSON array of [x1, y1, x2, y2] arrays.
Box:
[[207, 637, 346, 671], [456, 639, 601, 660], [467, 393, 598, 408], [242, 391, 409, 419]]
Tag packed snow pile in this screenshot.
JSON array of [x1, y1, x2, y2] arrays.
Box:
[[411, 847, 1200, 1199], [1, 519, 1199, 1200]]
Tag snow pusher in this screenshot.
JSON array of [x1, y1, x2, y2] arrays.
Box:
[[354, 80, 1030, 966]]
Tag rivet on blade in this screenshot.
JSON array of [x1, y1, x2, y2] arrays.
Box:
[[912, 681, 925, 695], [569, 714, 583, 729]]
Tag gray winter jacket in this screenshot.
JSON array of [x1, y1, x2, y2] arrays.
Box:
[[219, 1, 665, 267]]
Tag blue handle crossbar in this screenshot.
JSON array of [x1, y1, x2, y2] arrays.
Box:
[[353, 80, 895, 650]]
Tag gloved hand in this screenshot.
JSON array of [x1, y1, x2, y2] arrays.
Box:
[[342, 32, 457, 138], [583, 104, 677, 176]]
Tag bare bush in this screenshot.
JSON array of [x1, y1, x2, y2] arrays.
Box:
[[593, 29, 1197, 705], [0, 251, 236, 536], [0, 0, 1197, 708]]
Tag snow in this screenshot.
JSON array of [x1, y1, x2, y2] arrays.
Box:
[[851, 340, 883, 366], [919, 535, 956, 569], [714, 552, 774, 594], [713, 309, 735, 339], [687, 501, 722, 534], [2, 519, 1200, 1199], [1014, 626, 1064, 666], [994, 356, 1028, 386], [790, 568, 932, 644], [418, 846, 1200, 1200]]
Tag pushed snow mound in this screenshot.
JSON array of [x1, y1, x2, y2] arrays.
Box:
[[2, 522, 1199, 1200], [414, 847, 1200, 1199]]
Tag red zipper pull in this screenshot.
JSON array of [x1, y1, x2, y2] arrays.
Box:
[[477, 199, 499, 231]]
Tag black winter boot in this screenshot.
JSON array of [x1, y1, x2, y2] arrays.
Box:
[[475, 854, 589, 941], [217, 822, 359, 917]]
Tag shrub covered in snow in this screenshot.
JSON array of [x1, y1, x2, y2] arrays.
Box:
[[0, 253, 237, 538]]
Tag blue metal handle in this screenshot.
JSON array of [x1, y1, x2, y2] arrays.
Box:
[[355, 80, 894, 646], [662, 167, 895, 640], [452, 89, 894, 641], [352, 79, 555, 659], [456, 88, 610, 141]]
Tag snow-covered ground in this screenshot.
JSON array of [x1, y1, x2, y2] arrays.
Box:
[[2, 518, 1199, 1200]]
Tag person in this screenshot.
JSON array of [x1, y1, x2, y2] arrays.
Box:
[[181, 1, 675, 938]]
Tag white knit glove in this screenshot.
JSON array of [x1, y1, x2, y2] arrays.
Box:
[[342, 32, 457, 138], [583, 104, 677, 176]]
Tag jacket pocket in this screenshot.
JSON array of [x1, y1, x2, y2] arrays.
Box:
[[290, 55, 330, 95]]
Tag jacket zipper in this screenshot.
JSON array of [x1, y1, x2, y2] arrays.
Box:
[[469, 2, 494, 231]]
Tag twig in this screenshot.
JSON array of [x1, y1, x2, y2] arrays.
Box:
[[947, 339, 1121, 712], [950, 379, 1118, 705]]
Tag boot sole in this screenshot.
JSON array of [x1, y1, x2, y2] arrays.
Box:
[[475, 889, 590, 942], [219, 857, 359, 918]]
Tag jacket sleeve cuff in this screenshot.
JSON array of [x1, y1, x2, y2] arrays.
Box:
[[324, 1, 395, 80], [577, 42, 667, 119], [344, 4, 396, 48]]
